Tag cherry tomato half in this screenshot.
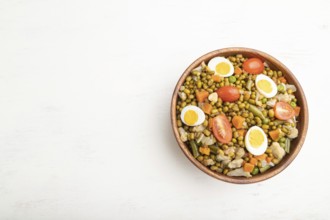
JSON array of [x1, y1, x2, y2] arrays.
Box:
[[274, 101, 295, 120], [212, 114, 232, 144], [243, 58, 264, 74], [216, 86, 240, 102]]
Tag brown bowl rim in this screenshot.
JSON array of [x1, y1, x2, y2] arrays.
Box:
[[171, 47, 309, 184]]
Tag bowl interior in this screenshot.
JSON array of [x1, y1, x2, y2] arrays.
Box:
[[171, 47, 308, 184]]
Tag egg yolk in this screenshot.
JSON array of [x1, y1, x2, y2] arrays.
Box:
[[184, 110, 198, 126], [249, 130, 264, 148], [215, 62, 230, 75], [257, 80, 272, 93]]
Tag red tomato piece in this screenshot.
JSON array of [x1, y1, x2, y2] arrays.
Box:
[[243, 58, 264, 74], [216, 86, 240, 102], [274, 101, 295, 120], [212, 115, 232, 144]]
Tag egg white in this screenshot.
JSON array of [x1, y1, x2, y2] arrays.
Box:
[[245, 126, 268, 156], [180, 105, 205, 126], [207, 57, 234, 77], [255, 74, 278, 98]]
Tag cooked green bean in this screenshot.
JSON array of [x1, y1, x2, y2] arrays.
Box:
[[285, 138, 291, 153], [260, 165, 271, 173], [209, 145, 220, 154], [190, 140, 200, 158], [246, 79, 253, 91], [248, 104, 266, 120], [273, 120, 285, 126], [251, 167, 259, 175]]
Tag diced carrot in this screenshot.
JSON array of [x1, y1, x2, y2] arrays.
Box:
[[269, 128, 281, 141], [278, 77, 287, 83], [249, 157, 258, 165], [234, 66, 242, 75], [243, 163, 255, 173], [196, 90, 209, 103], [266, 157, 272, 163], [199, 146, 210, 156], [237, 129, 246, 137], [294, 106, 301, 117], [209, 118, 213, 131], [232, 115, 245, 129], [211, 75, 222, 82], [255, 154, 267, 161], [201, 103, 212, 115]]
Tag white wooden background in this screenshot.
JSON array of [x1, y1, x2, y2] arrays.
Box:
[[0, 0, 329, 219]]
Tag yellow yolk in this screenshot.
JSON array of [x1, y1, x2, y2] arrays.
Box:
[[249, 129, 265, 148], [215, 62, 231, 76], [257, 80, 272, 93], [184, 110, 198, 126]]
